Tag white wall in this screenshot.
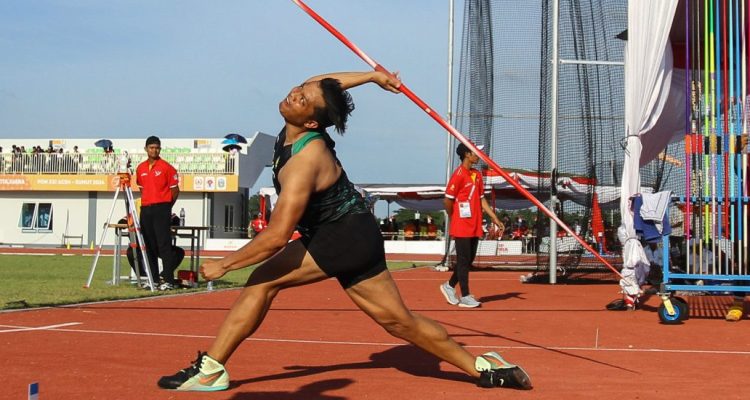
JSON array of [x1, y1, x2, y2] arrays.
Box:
[[0, 192, 89, 246], [0, 191, 214, 248], [204, 238, 450, 255]]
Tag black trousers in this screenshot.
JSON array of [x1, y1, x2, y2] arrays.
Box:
[[140, 202, 179, 284], [450, 237, 479, 297]]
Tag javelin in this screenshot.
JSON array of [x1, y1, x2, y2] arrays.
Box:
[[291, 0, 620, 278]]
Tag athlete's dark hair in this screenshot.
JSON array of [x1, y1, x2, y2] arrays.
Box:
[[314, 78, 355, 134]]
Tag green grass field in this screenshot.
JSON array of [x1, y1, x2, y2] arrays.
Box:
[[0, 254, 427, 310]]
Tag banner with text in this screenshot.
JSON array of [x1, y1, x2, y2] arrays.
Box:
[[0, 174, 238, 192]]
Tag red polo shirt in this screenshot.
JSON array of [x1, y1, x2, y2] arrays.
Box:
[[251, 217, 267, 233], [445, 165, 485, 238], [136, 158, 179, 206]]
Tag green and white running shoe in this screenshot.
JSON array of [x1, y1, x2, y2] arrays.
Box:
[[158, 351, 229, 391]]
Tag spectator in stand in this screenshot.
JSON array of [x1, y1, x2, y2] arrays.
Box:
[[380, 215, 398, 240], [403, 219, 416, 240], [69, 146, 81, 174], [511, 215, 528, 240], [419, 217, 429, 240], [515, 215, 527, 230], [500, 214, 512, 239], [441, 143, 503, 308], [425, 215, 438, 240], [388, 214, 400, 239], [485, 220, 503, 240], [11, 145, 20, 173]]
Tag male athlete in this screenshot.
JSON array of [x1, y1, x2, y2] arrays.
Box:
[[157, 71, 532, 391]]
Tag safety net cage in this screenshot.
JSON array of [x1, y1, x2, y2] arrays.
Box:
[[450, 0, 679, 282], [449, 0, 545, 270]]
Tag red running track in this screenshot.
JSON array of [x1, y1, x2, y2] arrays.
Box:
[[3, 269, 749, 399]]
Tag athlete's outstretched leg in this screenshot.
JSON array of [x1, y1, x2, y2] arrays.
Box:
[[346, 269, 477, 374], [345, 269, 531, 389]]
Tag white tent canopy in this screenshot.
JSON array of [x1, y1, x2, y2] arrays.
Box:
[[258, 168, 625, 214]]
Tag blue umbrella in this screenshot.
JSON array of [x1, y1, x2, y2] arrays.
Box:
[[94, 139, 113, 149], [223, 133, 247, 144], [221, 138, 240, 145]]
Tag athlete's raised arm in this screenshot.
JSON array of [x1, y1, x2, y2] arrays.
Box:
[[305, 71, 401, 93]]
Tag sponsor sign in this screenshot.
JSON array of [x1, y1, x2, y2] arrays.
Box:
[[496, 241, 523, 255], [0, 174, 237, 192]]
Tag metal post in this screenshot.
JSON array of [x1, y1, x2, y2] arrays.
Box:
[[549, 0, 560, 284], [443, 0, 456, 261]]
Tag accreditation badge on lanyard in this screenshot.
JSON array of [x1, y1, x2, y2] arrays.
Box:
[[458, 173, 478, 219]]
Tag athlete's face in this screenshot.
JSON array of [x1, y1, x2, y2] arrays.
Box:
[[279, 81, 325, 128]]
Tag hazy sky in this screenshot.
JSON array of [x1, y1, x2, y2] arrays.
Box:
[[0, 1, 460, 196]]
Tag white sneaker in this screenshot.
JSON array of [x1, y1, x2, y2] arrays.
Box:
[[159, 282, 177, 291], [458, 294, 481, 308], [440, 282, 459, 305]]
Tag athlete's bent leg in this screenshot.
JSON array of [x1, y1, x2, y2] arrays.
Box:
[[345, 269, 479, 377], [207, 240, 329, 363], [158, 240, 330, 391]]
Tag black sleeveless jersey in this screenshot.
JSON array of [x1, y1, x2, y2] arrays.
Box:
[[271, 127, 368, 233]]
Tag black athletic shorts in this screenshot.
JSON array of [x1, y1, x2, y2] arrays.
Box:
[[300, 212, 387, 288]]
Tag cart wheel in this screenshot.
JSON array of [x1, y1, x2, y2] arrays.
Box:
[[672, 296, 689, 320], [658, 298, 687, 324]]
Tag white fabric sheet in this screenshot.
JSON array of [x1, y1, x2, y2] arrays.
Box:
[[620, 0, 678, 294]]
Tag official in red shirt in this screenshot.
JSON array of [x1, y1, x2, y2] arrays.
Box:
[[440, 143, 503, 308], [249, 213, 268, 238], [136, 136, 183, 290]]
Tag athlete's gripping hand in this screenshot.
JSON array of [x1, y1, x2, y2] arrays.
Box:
[[200, 259, 227, 281], [372, 70, 401, 93]]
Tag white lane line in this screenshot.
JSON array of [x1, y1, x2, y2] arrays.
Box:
[[0, 322, 82, 334], [394, 278, 521, 281], [12, 325, 750, 356]]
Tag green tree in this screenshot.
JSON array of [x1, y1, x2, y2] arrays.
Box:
[[247, 194, 262, 220]]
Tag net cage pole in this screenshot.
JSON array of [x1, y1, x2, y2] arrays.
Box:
[[291, 0, 621, 277], [549, 0, 561, 283], [442, 0, 457, 266]]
